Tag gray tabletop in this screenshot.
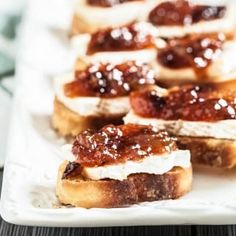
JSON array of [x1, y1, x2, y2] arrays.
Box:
[[0, 171, 236, 235]]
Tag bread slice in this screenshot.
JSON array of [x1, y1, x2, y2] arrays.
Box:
[[176, 136, 236, 168], [56, 161, 192, 208], [52, 98, 123, 137]]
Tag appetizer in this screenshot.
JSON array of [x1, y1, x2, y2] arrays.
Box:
[[144, 0, 236, 38], [71, 0, 156, 34], [56, 124, 192, 208], [153, 33, 236, 84], [53, 60, 155, 136], [71, 22, 158, 64], [124, 82, 236, 168]]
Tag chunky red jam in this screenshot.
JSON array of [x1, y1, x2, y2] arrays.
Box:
[[64, 61, 155, 98], [130, 84, 236, 122], [72, 124, 177, 167], [149, 0, 226, 26], [157, 33, 224, 78], [62, 162, 81, 179], [87, 0, 143, 7], [87, 23, 155, 54]]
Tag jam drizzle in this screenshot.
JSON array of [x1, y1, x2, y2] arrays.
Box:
[[72, 124, 177, 167], [130, 84, 236, 122], [87, 23, 156, 54], [64, 61, 155, 98], [149, 0, 226, 26], [87, 0, 143, 7], [157, 33, 224, 78]]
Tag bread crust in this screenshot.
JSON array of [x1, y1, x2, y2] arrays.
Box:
[[52, 98, 123, 137], [176, 136, 236, 168], [56, 161, 192, 208]]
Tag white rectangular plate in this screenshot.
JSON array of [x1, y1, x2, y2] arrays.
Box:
[[1, 0, 236, 227], [1, 73, 236, 227]]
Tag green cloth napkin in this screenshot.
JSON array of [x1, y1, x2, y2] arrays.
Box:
[[0, 15, 20, 94]]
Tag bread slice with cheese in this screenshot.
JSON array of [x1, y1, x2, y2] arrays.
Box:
[[56, 124, 192, 208], [52, 59, 156, 137], [124, 81, 236, 169], [52, 98, 123, 137], [57, 161, 192, 208], [125, 111, 236, 169], [70, 0, 156, 35], [176, 136, 236, 169], [70, 22, 158, 65]]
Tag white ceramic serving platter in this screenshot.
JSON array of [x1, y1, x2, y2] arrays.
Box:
[[1, 67, 236, 227], [1, 0, 236, 227], [0, 78, 12, 168]]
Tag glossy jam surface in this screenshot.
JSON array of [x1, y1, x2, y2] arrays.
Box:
[[130, 84, 236, 121], [64, 61, 155, 98], [87, 0, 143, 7], [157, 34, 224, 77], [149, 0, 226, 26], [87, 23, 155, 54], [72, 124, 177, 167]]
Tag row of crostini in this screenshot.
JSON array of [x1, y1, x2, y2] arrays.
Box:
[[71, 0, 236, 36], [70, 22, 236, 83], [54, 0, 236, 208]]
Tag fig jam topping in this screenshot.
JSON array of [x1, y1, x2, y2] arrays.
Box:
[[87, 23, 156, 54], [130, 84, 236, 122], [64, 61, 155, 98], [62, 162, 81, 179], [149, 0, 226, 26], [87, 0, 143, 7], [157, 33, 224, 78], [72, 124, 177, 167]]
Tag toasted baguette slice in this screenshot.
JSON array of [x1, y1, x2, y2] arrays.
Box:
[[176, 136, 236, 168], [52, 99, 123, 137], [56, 161, 192, 208]]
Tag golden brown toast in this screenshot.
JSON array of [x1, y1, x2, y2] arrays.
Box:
[[56, 161, 192, 208], [52, 99, 123, 137], [176, 136, 236, 168]]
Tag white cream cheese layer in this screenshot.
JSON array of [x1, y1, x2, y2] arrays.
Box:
[[54, 73, 130, 117], [85, 49, 157, 65], [62, 144, 191, 180], [124, 110, 236, 140], [153, 40, 236, 81], [140, 2, 236, 38]]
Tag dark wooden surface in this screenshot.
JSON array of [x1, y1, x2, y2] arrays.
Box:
[[0, 170, 236, 236]]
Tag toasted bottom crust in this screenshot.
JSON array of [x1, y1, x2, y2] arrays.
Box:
[[56, 161, 192, 208], [52, 98, 123, 137], [176, 136, 236, 168]]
